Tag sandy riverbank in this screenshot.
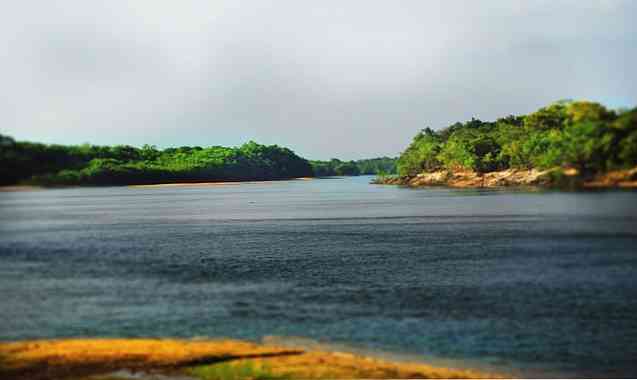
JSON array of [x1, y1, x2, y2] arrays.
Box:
[[0, 338, 496, 380], [128, 177, 314, 189], [0, 178, 316, 192], [0, 185, 43, 192], [375, 167, 637, 189]]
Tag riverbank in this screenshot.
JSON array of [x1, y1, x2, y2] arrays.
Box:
[[374, 166, 637, 189], [0, 177, 316, 192], [128, 177, 315, 189], [0, 338, 496, 380], [0, 185, 43, 192]]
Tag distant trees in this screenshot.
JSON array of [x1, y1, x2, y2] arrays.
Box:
[[310, 157, 397, 177], [0, 138, 313, 186], [0, 133, 399, 186], [396, 101, 637, 177], [354, 157, 397, 175], [310, 159, 361, 176]]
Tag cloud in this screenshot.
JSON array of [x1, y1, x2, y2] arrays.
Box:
[[1, 0, 636, 159]]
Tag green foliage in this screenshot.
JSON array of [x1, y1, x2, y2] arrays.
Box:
[[396, 101, 637, 176], [612, 108, 637, 167], [558, 121, 615, 172], [618, 130, 637, 166], [397, 128, 441, 176], [355, 157, 397, 175], [310, 157, 396, 176], [0, 133, 396, 185], [0, 137, 313, 186], [374, 168, 391, 182], [335, 160, 361, 176], [436, 135, 475, 171], [565, 100, 614, 125], [189, 360, 290, 380], [523, 102, 568, 131]]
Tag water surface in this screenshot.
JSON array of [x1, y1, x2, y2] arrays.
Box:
[[1, 177, 636, 377]]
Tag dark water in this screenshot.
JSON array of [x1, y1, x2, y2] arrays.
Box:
[[1, 176, 637, 377]]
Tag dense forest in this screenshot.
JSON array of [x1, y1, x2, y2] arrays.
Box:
[[396, 100, 637, 177], [0, 137, 315, 186], [0, 135, 395, 186]]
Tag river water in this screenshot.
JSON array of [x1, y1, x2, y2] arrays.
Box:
[[1, 176, 636, 377]]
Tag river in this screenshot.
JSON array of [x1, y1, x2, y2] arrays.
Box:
[[1, 176, 636, 377]]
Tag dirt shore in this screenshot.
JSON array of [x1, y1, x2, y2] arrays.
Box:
[[0, 178, 315, 192], [0, 185, 43, 192], [0, 338, 496, 380], [128, 177, 314, 189], [375, 167, 637, 189]]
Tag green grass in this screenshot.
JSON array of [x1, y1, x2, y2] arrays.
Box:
[[188, 360, 291, 380]]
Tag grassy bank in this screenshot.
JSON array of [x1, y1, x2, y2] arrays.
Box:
[[0, 338, 496, 380]]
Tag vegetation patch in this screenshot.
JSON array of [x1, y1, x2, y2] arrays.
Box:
[[0, 139, 314, 186], [0, 136, 396, 187], [189, 360, 290, 380], [310, 157, 396, 176], [394, 100, 637, 187]]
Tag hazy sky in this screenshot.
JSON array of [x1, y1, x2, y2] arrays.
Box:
[[1, 1, 636, 159]]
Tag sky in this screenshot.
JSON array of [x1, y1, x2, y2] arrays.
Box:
[[1, 1, 636, 160]]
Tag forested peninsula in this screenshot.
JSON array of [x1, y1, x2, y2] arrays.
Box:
[[0, 135, 396, 187], [377, 100, 637, 188]]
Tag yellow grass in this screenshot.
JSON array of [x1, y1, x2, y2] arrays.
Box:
[[0, 338, 498, 380]]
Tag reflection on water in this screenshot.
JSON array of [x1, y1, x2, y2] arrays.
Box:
[[1, 176, 637, 377]]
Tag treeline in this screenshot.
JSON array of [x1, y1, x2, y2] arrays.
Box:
[[397, 100, 637, 177], [0, 135, 396, 186], [310, 157, 396, 176], [0, 137, 314, 186]]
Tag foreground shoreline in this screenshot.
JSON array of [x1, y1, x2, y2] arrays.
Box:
[[0, 338, 497, 380]]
